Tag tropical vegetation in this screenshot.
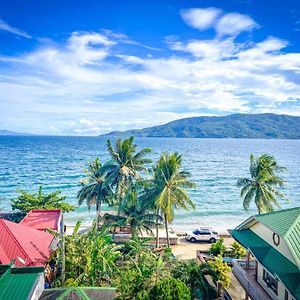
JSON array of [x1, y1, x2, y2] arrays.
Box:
[[11, 185, 75, 213], [102, 137, 152, 211], [77, 157, 112, 226], [237, 153, 288, 214], [146, 152, 196, 247], [103, 189, 161, 239], [9, 137, 291, 299]]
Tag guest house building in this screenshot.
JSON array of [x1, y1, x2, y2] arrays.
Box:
[[231, 207, 300, 300]]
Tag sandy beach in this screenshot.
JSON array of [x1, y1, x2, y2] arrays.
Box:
[[171, 236, 235, 260]]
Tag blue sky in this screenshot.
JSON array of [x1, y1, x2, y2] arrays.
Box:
[[1, 0, 300, 135]]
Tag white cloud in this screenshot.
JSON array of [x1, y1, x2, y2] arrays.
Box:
[[168, 38, 240, 60], [0, 20, 300, 135], [180, 8, 221, 30], [0, 19, 31, 38], [181, 8, 258, 37], [216, 13, 258, 36]]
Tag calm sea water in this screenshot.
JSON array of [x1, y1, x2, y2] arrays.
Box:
[[0, 136, 299, 232]]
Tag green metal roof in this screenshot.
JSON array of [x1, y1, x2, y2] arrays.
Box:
[[40, 287, 117, 300], [0, 265, 44, 300], [254, 207, 300, 266], [231, 229, 300, 300], [255, 206, 300, 236]]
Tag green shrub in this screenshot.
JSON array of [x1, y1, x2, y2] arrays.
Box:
[[115, 269, 146, 300], [208, 255, 231, 289], [148, 277, 191, 300], [230, 242, 246, 258], [209, 237, 226, 256]]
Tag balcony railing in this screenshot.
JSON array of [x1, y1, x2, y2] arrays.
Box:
[[232, 259, 271, 300], [236, 259, 256, 269]]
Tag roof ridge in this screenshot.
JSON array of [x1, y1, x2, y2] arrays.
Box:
[[255, 206, 300, 217], [29, 209, 61, 212], [284, 212, 300, 237], [0, 219, 34, 266]]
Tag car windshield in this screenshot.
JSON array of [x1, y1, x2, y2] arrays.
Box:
[[192, 230, 200, 235]]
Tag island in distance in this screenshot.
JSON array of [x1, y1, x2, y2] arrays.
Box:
[[0, 129, 32, 136], [101, 113, 300, 139]]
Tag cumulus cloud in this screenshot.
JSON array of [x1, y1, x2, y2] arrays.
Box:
[[181, 7, 258, 37], [180, 8, 221, 30], [0, 19, 31, 38], [216, 13, 258, 36], [1, 11, 300, 135]]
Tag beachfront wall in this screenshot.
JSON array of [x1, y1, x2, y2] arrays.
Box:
[[250, 222, 296, 265], [256, 261, 293, 300]]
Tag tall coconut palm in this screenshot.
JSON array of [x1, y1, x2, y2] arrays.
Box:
[[102, 136, 152, 211], [149, 152, 196, 247], [103, 189, 161, 240], [77, 157, 112, 226], [237, 154, 288, 214]]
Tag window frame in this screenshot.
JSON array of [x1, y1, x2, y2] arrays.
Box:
[[263, 269, 278, 295]]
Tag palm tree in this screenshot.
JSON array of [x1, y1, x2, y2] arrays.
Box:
[[102, 136, 152, 212], [77, 157, 112, 227], [149, 152, 196, 247], [11, 186, 75, 213], [237, 154, 288, 214], [103, 189, 161, 239]]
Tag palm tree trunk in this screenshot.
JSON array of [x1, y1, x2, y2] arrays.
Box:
[[131, 225, 137, 240], [155, 208, 160, 248], [96, 200, 102, 229], [112, 192, 122, 239], [164, 213, 170, 248]]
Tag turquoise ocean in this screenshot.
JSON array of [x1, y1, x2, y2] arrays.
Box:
[[0, 136, 299, 232]]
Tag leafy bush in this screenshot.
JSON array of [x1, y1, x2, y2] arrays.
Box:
[[209, 237, 226, 256], [148, 277, 191, 300], [230, 242, 246, 258], [208, 255, 231, 289], [115, 269, 146, 300], [171, 260, 217, 299]]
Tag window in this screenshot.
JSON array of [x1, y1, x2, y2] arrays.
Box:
[[285, 289, 289, 300], [263, 269, 278, 295], [199, 231, 210, 235]]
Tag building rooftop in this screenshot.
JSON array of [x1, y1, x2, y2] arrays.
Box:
[[255, 206, 300, 237], [0, 264, 44, 300], [231, 228, 300, 299], [237, 206, 300, 268], [0, 219, 54, 266], [39, 287, 116, 300], [19, 209, 62, 231]]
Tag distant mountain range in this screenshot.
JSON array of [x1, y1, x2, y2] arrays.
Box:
[[101, 113, 300, 139], [0, 129, 32, 136]]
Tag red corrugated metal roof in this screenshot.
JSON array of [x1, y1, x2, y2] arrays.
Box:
[[0, 219, 54, 267], [19, 209, 62, 231]]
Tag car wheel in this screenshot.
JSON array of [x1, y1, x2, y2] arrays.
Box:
[[209, 238, 216, 243], [190, 237, 196, 243]]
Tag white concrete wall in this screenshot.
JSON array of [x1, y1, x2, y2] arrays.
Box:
[[251, 222, 296, 265], [256, 262, 287, 300], [256, 262, 296, 300], [29, 273, 44, 300]]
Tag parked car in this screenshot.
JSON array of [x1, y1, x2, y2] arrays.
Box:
[[185, 228, 220, 243]]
